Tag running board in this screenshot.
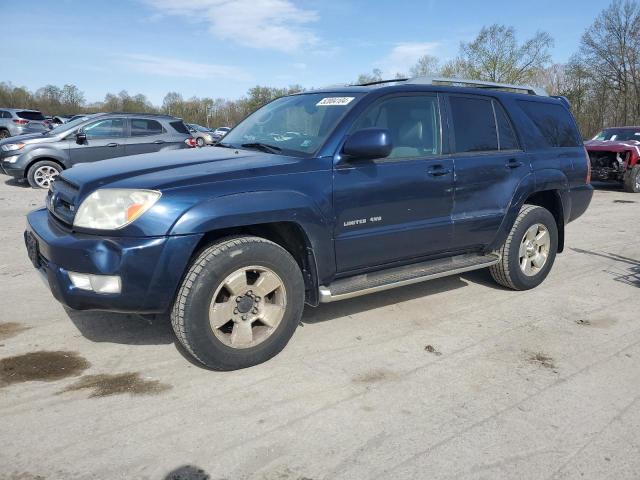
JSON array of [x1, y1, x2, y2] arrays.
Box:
[[319, 253, 500, 303]]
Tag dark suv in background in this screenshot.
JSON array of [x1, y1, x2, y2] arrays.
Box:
[[0, 108, 49, 139], [0, 113, 193, 188]]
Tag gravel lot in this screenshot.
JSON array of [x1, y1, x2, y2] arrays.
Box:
[[0, 177, 639, 480]]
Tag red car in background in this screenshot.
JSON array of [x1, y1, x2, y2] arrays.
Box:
[[585, 127, 640, 192]]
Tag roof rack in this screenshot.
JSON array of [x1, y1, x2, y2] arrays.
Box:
[[357, 78, 409, 86], [405, 76, 548, 96]]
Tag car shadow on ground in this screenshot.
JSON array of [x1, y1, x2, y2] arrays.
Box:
[[571, 248, 640, 287], [65, 269, 495, 344], [3, 177, 28, 188]]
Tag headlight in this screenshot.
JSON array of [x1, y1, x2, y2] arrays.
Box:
[[1, 143, 25, 152], [74, 189, 161, 230]]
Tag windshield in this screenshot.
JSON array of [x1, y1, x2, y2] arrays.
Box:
[[593, 128, 640, 141], [193, 124, 211, 132], [220, 93, 362, 156], [47, 115, 93, 135]]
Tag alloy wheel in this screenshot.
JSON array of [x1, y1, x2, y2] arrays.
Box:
[[519, 223, 550, 276], [33, 165, 59, 189], [209, 266, 287, 349]]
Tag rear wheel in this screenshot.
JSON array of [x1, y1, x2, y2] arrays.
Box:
[[623, 165, 640, 193], [196, 137, 205, 147], [490, 205, 558, 290], [0, 129, 9, 139], [27, 160, 62, 189], [171, 236, 305, 370]]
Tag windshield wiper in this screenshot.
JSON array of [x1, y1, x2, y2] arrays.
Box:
[[240, 142, 282, 154]]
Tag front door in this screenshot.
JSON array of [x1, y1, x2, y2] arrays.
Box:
[[68, 117, 126, 165], [333, 94, 454, 273]]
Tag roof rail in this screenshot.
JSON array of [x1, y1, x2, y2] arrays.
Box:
[[357, 78, 409, 87], [405, 76, 548, 96]]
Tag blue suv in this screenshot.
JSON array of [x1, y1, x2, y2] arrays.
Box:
[[24, 77, 593, 370]]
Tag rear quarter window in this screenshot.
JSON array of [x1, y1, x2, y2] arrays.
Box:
[[517, 100, 581, 148], [17, 110, 46, 121], [170, 121, 190, 134]]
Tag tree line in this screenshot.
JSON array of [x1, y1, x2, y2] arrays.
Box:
[[1, 0, 638, 138]]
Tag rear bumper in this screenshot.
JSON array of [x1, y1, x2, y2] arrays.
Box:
[[567, 184, 593, 223], [25, 208, 203, 313]]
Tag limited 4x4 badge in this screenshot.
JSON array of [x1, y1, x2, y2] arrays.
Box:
[[343, 216, 382, 227]]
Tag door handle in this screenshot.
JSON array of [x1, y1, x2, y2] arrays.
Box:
[[106, 143, 118, 147], [505, 158, 523, 169], [427, 164, 451, 177], [153, 140, 165, 144]]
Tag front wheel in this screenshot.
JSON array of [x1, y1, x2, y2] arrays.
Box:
[[490, 205, 558, 290], [27, 160, 62, 189], [171, 236, 305, 370], [196, 137, 205, 147], [623, 165, 640, 193]]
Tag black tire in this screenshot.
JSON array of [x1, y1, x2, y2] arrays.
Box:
[[171, 236, 305, 370], [623, 165, 640, 193], [0, 129, 9, 139], [26, 160, 62, 189], [196, 137, 205, 147], [490, 205, 558, 291]]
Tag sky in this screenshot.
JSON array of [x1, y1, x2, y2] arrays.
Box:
[[2, 0, 614, 105]]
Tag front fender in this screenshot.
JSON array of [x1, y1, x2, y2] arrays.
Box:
[[17, 147, 69, 173], [170, 190, 334, 281]]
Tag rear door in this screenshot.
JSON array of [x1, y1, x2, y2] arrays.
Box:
[[333, 93, 454, 272], [124, 118, 167, 155], [445, 94, 529, 250], [68, 117, 126, 165]]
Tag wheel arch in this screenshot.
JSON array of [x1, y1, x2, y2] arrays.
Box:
[[170, 190, 333, 307], [24, 156, 66, 179]]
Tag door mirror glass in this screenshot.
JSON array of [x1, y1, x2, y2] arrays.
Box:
[[343, 128, 392, 160]]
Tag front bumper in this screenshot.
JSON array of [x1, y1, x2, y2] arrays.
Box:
[[0, 152, 25, 177], [25, 208, 203, 313]]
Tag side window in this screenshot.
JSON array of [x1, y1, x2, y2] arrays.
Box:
[[450, 96, 498, 153], [83, 119, 125, 139], [493, 101, 520, 150], [131, 119, 164, 137], [517, 100, 581, 148], [350, 95, 441, 159]]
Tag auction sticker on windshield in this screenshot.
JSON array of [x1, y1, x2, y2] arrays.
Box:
[[316, 97, 355, 106]]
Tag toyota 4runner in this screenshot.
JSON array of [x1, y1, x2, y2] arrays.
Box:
[[24, 77, 593, 370]]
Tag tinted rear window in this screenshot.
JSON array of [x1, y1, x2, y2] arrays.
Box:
[[170, 120, 189, 134], [17, 110, 45, 121], [517, 101, 581, 147], [131, 119, 164, 136], [450, 96, 498, 153]]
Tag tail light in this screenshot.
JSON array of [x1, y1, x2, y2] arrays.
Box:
[[12, 119, 29, 125], [185, 138, 197, 148], [583, 146, 591, 184]]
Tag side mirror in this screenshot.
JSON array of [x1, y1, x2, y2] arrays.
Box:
[[76, 132, 87, 144], [342, 128, 392, 160]]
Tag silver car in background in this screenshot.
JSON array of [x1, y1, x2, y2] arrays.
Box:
[[212, 126, 231, 143], [187, 123, 215, 147], [0, 108, 48, 138]]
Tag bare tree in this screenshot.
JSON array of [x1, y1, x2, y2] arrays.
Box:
[[443, 24, 553, 84]]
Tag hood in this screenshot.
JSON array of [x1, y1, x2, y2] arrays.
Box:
[[0, 132, 58, 146], [585, 139, 640, 153], [60, 146, 315, 193]]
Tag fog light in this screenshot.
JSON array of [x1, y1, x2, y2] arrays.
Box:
[[68, 271, 121, 294], [4, 155, 19, 164]]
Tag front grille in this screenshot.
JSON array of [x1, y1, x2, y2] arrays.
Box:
[[47, 177, 80, 226]]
